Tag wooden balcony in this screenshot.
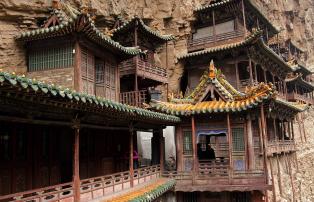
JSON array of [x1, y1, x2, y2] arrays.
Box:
[[287, 92, 314, 105], [0, 165, 161, 202], [119, 90, 148, 108], [163, 165, 268, 192], [266, 140, 297, 156], [188, 30, 245, 52], [120, 57, 168, 83]]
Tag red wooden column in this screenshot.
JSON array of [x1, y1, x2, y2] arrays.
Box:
[[129, 124, 134, 187], [260, 105, 269, 184], [249, 59, 254, 85], [246, 114, 255, 170], [191, 116, 197, 172], [175, 125, 183, 171], [159, 129, 165, 172], [227, 113, 233, 182], [241, 0, 247, 37], [72, 123, 80, 202], [134, 21, 139, 92]]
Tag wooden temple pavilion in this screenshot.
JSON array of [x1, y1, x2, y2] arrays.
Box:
[[150, 61, 307, 201], [0, 2, 177, 202], [111, 17, 174, 108], [149, 0, 313, 201]]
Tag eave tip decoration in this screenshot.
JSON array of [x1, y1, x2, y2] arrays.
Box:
[[209, 59, 216, 79]]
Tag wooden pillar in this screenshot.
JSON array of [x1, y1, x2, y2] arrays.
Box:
[[72, 123, 80, 202], [159, 129, 165, 172], [241, 0, 247, 36], [74, 41, 82, 92], [291, 121, 295, 140], [235, 62, 240, 89], [129, 125, 134, 187], [260, 105, 269, 184], [287, 155, 296, 202], [276, 155, 283, 195], [175, 125, 183, 172], [254, 63, 258, 82], [273, 118, 278, 141], [227, 114, 233, 182], [301, 113, 307, 142], [247, 114, 254, 170], [269, 159, 277, 202], [166, 42, 169, 102], [249, 59, 254, 85], [134, 23, 138, 92], [191, 116, 197, 172], [296, 114, 303, 143], [263, 69, 267, 83]]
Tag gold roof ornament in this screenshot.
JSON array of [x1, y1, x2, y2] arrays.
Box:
[[208, 59, 216, 79]]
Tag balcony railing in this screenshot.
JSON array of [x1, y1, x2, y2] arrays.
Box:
[[287, 92, 314, 105], [120, 57, 167, 83], [266, 140, 296, 156], [0, 165, 161, 202], [119, 90, 148, 108], [188, 29, 245, 52]]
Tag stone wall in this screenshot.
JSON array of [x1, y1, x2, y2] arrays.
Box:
[[27, 67, 74, 89]]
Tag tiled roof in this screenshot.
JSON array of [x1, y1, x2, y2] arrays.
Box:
[[185, 60, 243, 102], [151, 68, 275, 116], [274, 98, 309, 112], [195, 0, 279, 34], [16, 4, 141, 56], [285, 74, 314, 91], [112, 16, 175, 42], [104, 179, 176, 202], [178, 30, 262, 59], [0, 71, 180, 123], [179, 30, 293, 73], [291, 62, 312, 76]]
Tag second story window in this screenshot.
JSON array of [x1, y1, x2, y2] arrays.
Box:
[[183, 130, 193, 155], [81, 47, 117, 101], [28, 44, 73, 72]]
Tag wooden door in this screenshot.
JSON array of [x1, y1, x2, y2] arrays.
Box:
[[0, 123, 31, 195]]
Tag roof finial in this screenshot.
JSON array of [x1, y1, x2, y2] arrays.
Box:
[[52, 0, 61, 9], [209, 59, 216, 79]]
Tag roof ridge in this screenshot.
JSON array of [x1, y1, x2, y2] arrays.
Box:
[[0, 70, 180, 123]]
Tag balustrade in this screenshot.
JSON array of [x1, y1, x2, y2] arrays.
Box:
[[287, 92, 314, 104], [188, 30, 245, 51], [0, 165, 161, 202], [119, 90, 148, 107], [266, 140, 296, 156], [119, 57, 167, 83]]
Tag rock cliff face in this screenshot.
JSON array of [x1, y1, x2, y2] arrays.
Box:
[[0, 0, 313, 200]]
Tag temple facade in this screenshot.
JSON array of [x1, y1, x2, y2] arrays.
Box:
[[0, 0, 313, 202]]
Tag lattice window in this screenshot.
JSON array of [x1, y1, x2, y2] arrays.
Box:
[[81, 48, 95, 95], [28, 44, 73, 71], [183, 130, 192, 155], [232, 128, 245, 152], [95, 59, 117, 101]]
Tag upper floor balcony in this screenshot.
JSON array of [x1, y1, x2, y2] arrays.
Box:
[[266, 140, 297, 157], [287, 92, 314, 105], [163, 160, 268, 192], [188, 29, 245, 52], [120, 56, 168, 84]]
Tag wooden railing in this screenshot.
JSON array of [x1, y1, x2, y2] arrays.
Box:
[[120, 57, 167, 83], [188, 30, 245, 51], [119, 90, 148, 107], [266, 140, 296, 156], [0, 165, 161, 202], [198, 159, 229, 177], [287, 92, 314, 104], [162, 169, 265, 182]]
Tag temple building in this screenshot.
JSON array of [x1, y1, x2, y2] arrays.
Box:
[[0, 0, 313, 202]]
